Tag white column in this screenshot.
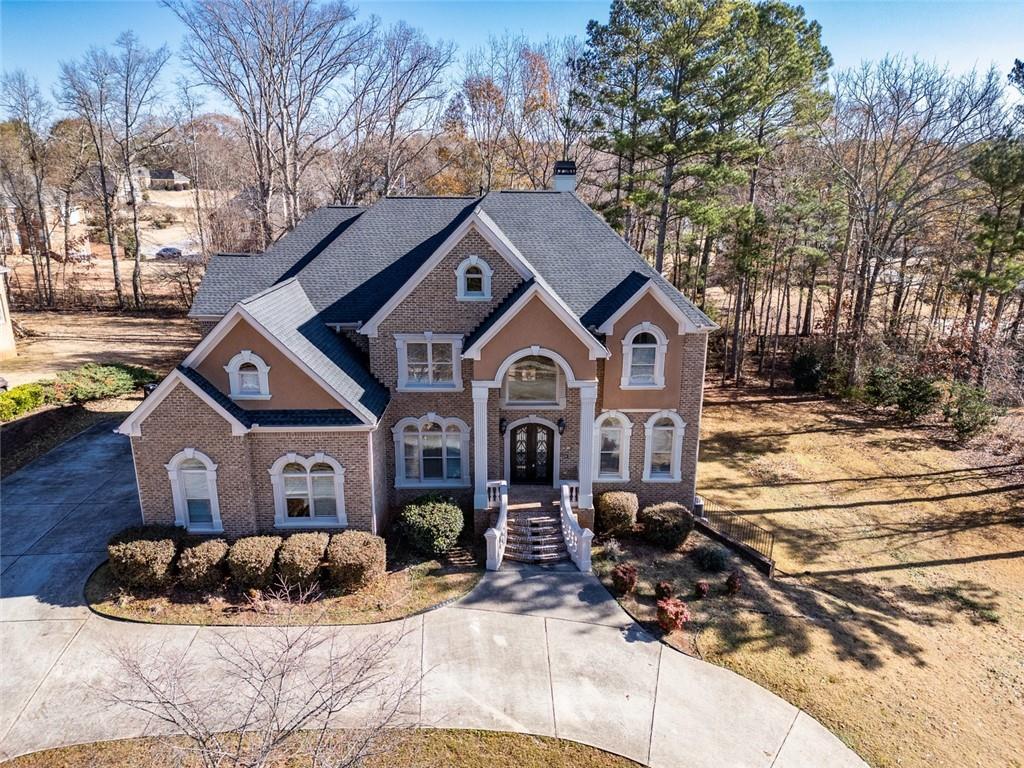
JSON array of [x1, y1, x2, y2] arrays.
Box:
[[472, 383, 489, 509], [577, 381, 597, 509]]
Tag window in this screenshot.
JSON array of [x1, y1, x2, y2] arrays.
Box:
[[225, 350, 271, 399], [165, 449, 222, 532], [456, 256, 493, 300], [269, 453, 346, 527], [643, 410, 685, 482], [620, 323, 668, 389], [594, 411, 632, 482], [503, 355, 562, 406], [396, 334, 463, 391], [393, 415, 470, 488]]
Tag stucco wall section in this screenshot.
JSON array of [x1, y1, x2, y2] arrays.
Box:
[[194, 317, 342, 411]]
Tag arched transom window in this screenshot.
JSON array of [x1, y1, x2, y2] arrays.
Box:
[[503, 355, 563, 407], [643, 410, 685, 482], [456, 255, 493, 300], [594, 411, 632, 482], [393, 415, 470, 488], [165, 448, 222, 532], [269, 453, 346, 527], [621, 323, 668, 389], [225, 350, 271, 399]]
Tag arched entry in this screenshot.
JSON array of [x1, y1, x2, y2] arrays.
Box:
[[505, 416, 559, 485]]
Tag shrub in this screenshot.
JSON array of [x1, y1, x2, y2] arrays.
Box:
[[693, 544, 729, 573], [0, 383, 49, 422], [894, 372, 941, 422], [638, 502, 694, 549], [107, 526, 181, 590], [945, 383, 1001, 442], [602, 537, 624, 561], [227, 536, 282, 589], [50, 363, 156, 404], [277, 532, 329, 586], [693, 580, 710, 599], [326, 531, 386, 593], [610, 563, 638, 595], [656, 597, 690, 633], [594, 491, 638, 535], [654, 580, 674, 600], [399, 495, 463, 556], [864, 366, 901, 407], [178, 538, 228, 590], [791, 348, 825, 392], [725, 569, 744, 596]]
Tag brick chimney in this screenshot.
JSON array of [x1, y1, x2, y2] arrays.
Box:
[[552, 160, 577, 192]]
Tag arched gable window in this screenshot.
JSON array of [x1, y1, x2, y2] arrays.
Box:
[[620, 323, 668, 389], [225, 350, 271, 399], [269, 453, 346, 527], [393, 414, 471, 488], [594, 411, 633, 482], [455, 255, 493, 300], [503, 355, 564, 407], [165, 448, 223, 532], [643, 410, 685, 482]]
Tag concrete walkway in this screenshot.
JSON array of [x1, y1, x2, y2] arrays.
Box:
[[0, 425, 868, 767]]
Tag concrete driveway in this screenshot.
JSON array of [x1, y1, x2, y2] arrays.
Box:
[[0, 424, 867, 767]]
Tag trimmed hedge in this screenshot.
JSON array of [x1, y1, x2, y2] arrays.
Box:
[[107, 526, 181, 589], [227, 536, 282, 589], [178, 538, 228, 590], [638, 502, 694, 549], [0, 384, 48, 422], [595, 491, 638, 534], [399, 495, 463, 556], [277, 532, 329, 586], [326, 531, 387, 593]]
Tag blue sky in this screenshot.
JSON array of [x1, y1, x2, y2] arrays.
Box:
[[2, 0, 1021, 98]]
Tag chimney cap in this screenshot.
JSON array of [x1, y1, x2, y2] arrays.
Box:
[[553, 160, 577, 175]]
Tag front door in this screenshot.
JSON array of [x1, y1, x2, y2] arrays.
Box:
[[510, 423, 554, 484]]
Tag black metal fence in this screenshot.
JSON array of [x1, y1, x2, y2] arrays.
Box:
[[695, 495, 776, 574]]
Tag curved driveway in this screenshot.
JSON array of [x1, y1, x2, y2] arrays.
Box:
[[0, 424, 867, 767]]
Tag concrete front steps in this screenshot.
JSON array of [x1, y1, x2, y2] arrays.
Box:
[[504, 503, 569, 565]]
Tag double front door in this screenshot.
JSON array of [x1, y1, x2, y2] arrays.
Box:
[[510, 423, 554, 484]]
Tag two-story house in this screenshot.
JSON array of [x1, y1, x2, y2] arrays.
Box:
[[117, 164, 716, 569]]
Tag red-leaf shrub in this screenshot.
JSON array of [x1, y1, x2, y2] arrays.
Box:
[[725, 570, 743, 595], [693, 580, 710, 599], [656, 597, 690, 633], [654, 580, 674, 600], [610, 563, 638, 595]]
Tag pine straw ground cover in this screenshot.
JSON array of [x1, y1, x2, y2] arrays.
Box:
[[596, 383, 1024, 768], [86, 536, 482, 626], [5, 729, 639, 768]]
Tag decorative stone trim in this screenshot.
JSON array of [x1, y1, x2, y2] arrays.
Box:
[[593, 410, 633, 483], [224, 349, 272, 400], [620, 322, 668, 390], [643, 410, 686, 482], [165, 447, 223, 533], [391, 413, 471, 489], [455, 255, 494, 301], [268, 451, 347, 528]]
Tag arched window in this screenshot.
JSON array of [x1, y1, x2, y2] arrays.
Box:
[[456, 256, 493, 300], [503, 355, 562, 406], [621, 323, 668, 389], [269, 453, 346, 527], [393, 415, 470, 488], [643, 410, 685, 482], [225, 350, 271, 399], [165, 448, 222, 532], [594, 411, 632, 482]]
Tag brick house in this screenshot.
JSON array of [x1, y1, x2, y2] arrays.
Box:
[[118, 165, 716, 568]]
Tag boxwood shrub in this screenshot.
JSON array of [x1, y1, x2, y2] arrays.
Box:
[[107, 525, 181, 590], [399, 495, 463, 556], [692, 543, 730, 573], [277, 532, 329, 586], [638, 502, 694, 549], [594, 491, 638, 534], [177, 538, 229, 591], [326, 531, 387, 593], [227, 536, 282, 589]]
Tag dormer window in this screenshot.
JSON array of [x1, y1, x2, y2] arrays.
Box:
[[621, 323, 668, 390], [225, 350, 271, 400], [456, 256, 493, 301]]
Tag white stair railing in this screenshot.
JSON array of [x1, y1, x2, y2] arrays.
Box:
[[484, 480, 509, 571], [559, 482, 594, 573], [486, 479, 504, 508], [563, 480, 580, 505]]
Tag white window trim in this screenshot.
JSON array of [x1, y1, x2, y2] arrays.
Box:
[[455, 255, 493, 301], [269, 452, 347, 528], [224, 349, 272, 400], [501, 355, 566, 409], [593, 410, 633, 482], [643, 410, 685, 483], [392, 413, 471, 489], [165, 448, 223, 533], [395, 333, 464, 392], [620, 322, 668, 390]]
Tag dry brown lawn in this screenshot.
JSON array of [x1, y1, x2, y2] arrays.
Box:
[[602, 384, 1023, 768]]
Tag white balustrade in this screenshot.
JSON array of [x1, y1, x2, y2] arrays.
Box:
[[484, 480, 510, 571], [486, 479, 504, 508], [559, 482, 593, 573], [563, 480, 580, 505]]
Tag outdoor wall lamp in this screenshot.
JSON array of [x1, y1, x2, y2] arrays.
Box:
[[498, 417, 508, 436], [557, 418, 566, 435]]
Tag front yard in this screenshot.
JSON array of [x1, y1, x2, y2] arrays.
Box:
[[600, 384, 1023, 768]]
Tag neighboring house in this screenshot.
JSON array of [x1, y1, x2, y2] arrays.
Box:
[[147, 169, 191, 191], [0, 266, 15, 360], [118, 163, 716, 566]]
